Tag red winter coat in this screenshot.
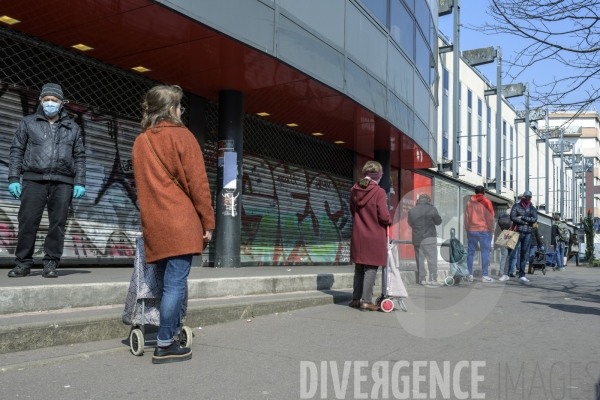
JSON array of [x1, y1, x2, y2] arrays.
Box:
[[464, 193, 495, 233], [350, 180, 392, 267]]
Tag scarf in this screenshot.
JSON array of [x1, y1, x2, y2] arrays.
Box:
[[364, 171, 383, 183], [520, 197, 532, 209]]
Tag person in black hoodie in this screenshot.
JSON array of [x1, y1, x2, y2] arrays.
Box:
[[408, 194, 442, 286]]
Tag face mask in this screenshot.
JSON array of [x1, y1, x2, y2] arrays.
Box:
[[43, 101, 61, 117]]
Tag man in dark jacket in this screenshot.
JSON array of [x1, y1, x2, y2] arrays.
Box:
[[408, 193, 442, 286], [7, 83, 86, 278], [464, 186, 495, 282], [510, 191, 538, 282]]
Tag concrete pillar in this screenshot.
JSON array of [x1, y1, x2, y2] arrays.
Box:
[[188, 94, 207, 150], [214, 90, 244, 268]]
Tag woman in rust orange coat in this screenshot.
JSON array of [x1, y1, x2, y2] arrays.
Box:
[[133, 85, 215, 364]]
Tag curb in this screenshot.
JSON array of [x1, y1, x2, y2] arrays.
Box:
[[0, 290, 353, 355]]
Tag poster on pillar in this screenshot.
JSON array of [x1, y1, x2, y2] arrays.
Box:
[[397, 170, 433, 260]]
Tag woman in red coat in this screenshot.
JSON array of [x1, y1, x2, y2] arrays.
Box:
[[349, 161, 392, 311]]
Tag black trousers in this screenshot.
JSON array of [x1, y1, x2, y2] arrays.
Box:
[[15, 180, 72, 267]]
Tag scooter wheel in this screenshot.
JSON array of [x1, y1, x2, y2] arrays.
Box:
[[380, 299, 394, 313], [445, 277, 455, 286]]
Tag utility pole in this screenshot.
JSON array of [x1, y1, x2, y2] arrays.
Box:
[[560, 128, 564, 217], [525, 83, 530, 192], [452, 0, 461, 179], [545, 108, 550, 213], [495, 47, 502, 194]]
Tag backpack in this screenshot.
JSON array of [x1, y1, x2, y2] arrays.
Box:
[[498, 214, 512, 231], [557, 223, 570, 243]]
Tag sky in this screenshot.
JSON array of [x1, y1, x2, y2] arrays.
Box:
[[437, 0, 598, 113]]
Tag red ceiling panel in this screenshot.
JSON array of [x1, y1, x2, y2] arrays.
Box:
[[1, 0, 433, 169], [1, 0, 151, 37]]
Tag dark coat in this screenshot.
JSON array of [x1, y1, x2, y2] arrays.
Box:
[[133, 123, 215, 263], [568, 234, 579, 256], [350, 180, 392, 267], [510, 203, 538, 234], [407, 199, 442, 245], [495, 211, 513, 238], [531, 226, 543, 247], [9, 106, 86, 186]]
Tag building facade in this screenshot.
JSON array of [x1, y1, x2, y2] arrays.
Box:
[[0, 0, 439, 266]]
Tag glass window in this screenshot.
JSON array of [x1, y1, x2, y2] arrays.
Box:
[[415, 0, 430, 41], [486, 107, 491, 179], [416, 31, 429, 83], [391, 0, 414, 59], [442, 68, 449, 160], [360, 0, 388, 27], [510, 126, 514, 190], [467, 89, 472, 170], [403, 0, 415, 13], [503, 120, 507, 187]]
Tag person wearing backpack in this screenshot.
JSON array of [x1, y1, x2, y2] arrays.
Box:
[[551, 215, 570, 271], [495, 203, 513, 280], [510, 191, 538, 283]]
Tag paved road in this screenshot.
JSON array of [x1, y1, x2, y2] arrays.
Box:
[[2, 267, 600, 400]]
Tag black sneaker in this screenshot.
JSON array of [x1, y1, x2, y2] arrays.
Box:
[[152, 343, 192, 364], [42, 260, 58, 278], [509, 273, 516, 278], [8, 264, 30, 278]]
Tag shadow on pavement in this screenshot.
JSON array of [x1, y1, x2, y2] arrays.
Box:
[[523, 301, 600, 316]]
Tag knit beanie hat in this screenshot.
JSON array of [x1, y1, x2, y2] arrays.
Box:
[[40, 83, 64, 100]]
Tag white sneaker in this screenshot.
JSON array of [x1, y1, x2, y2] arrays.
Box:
[[468, 275, 474, 282], [519, 276, 530, 283], [498, 275, 509, 282], [482, 276, 495, 283]]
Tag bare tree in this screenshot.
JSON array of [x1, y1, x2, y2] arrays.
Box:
[[476, 0, 600, 115]]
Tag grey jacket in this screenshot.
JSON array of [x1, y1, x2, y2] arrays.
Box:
[[9, 106, 86, 186], [510, 203, 538, 234]]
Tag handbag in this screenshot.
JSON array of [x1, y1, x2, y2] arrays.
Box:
[[571, 244, 580, 253], [495, 226, 519, 250]]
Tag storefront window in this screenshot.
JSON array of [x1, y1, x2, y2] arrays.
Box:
[[391, 0, 415, 60], [360, 0, 388, 27], [433, 178, 459, 243]]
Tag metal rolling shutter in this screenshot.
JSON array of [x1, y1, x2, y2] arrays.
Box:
[[0, 87, 140, 264]]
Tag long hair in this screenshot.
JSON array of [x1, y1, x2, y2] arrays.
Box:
[[140, 85, 184, 132], [358, 161, 382, 188]]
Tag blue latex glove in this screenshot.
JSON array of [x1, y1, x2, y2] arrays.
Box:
[[8, 182, 21, 199], [73, 185, 86, 199]]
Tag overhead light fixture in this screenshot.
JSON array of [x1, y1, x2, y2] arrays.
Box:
[[256, 112, 270, 117], [131, 66, 151, 73], [72, 44, 93, 52], [0, 15, 20, 25], [286, 123, 298, 127], [312, 132, 323, 136], [334, 140, 345, 144]]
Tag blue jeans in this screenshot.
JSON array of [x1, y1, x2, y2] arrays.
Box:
[[156, 254, 193, 347], [556, 241, 565, 269], [467, 231, 492, 277], [514, 233, 532, 278], [508, 242, 520, 275]]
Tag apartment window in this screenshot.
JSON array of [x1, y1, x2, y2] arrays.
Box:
[[457, 83, 461, 163], [503, 120, 507, 187], [390, 0, 414, 59], [510, 126, 514, 190], [442, 68, 449, 159], [477, 98, 482, 175], [467, 89, 472, 170], [360, 0, 388, 27], [487, 108, 492, 179]]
